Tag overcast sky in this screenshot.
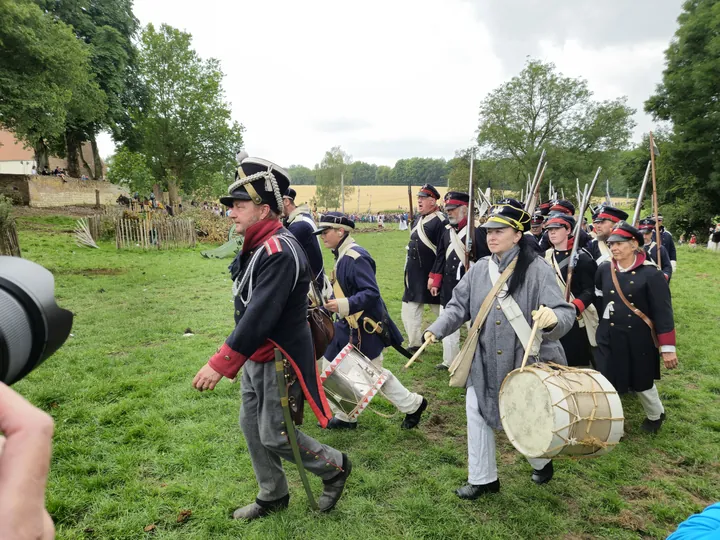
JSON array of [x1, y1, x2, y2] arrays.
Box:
[[98, 0, 683, 167]]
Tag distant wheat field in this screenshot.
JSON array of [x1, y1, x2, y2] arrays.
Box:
[[291, 185, 633, 212]]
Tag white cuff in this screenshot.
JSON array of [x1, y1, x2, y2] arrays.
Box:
[[660, 345, 676, 353], [336, 297, 350, 318]]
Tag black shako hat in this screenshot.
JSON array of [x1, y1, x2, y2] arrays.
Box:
[[313, 211, 355, 235], [608, 222, 643, 245], [417, 184, 441, 199], [593, 206, 628, 224], [550, 200, 575, 216], [220, 151, 290, 212], [483, 204, 531, 232], [444, 191, 469, 210], [545, 214, 576, 231]]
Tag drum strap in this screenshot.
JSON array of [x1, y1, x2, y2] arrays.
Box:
[[609, 263, 659, 348], [488, 259, 542, 356]]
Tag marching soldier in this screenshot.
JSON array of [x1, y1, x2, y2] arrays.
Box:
[[594, 222, 678, 433], [654, 215, 677, 272], [639, 218, 673, 281], [424, 203, 575, 498], [192, 155, 350, 520], [588, 206, 628, 264], [538, 200, 592, 251], [544, 215, 598, 367], [402, 184, 448, 353], [428, 191, 489, 370], [282, 187, 328, 298], [527, 212, 545, 252], [317, 212, 428, 430]]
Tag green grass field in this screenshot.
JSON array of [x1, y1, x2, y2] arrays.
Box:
[[10, 213, 720, 539]]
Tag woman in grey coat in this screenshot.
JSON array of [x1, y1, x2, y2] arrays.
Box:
[[424, 200, 575, 500]]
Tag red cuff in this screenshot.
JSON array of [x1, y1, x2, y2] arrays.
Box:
[[209, 343, 248, 379], [657, 329, 676, 347], [664, 273, 669, 281], [571, 298, 586, 314], [429, 272, 442, 288]]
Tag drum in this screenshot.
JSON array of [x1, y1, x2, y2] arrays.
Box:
[[499, 363, 624, 459], [320, 344, 387, 420]]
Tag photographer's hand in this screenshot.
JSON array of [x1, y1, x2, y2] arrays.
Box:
[[0, 383, 55, 540]]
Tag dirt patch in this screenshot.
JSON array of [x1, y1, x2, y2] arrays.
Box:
[[620, 485, 653, 500], [55, 268, 126, 276], [12, 206, 101, 218]]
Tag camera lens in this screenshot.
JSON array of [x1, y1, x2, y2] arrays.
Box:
[[0, 257, 73, 386]]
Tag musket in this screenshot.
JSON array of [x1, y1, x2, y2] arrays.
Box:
[[565, 166, 601, 301], [407, 183, 414, 228], [632, 161, 652, 227], [561, 188, 565, 200], [526, 161, 547, 216], [649, 132, 662, 254], [605, 179, 612, 205], [524, 149, 546, 211], [465, 149, 475, 271], [477, 186, 493, 217], [576, 178, 582, 206]]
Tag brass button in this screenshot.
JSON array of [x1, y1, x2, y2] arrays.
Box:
[[281, 431, 286, 436], [235, 310, 240, 316], [224, 355, 230, 360], [628, 325, 632, 328], [496, 320, 501, 325], [610, 290, 615, 294], [497, 350, 502, 355], [631, 271, 636, 275], [610, 323, 615, 326], [630, 281, 634, 285], [496, 305, 501, 310], [628, 314, 632, 318], [628, 295, 633, 298]]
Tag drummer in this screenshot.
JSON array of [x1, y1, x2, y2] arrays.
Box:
[[544, 214, 598, 367], [424, 202, 575, 499], [315, 212, 428, 430], [594, 222, 678, 433]]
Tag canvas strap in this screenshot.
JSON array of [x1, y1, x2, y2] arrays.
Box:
[[597, 240, 611, 263], [412, 212, 439, 255], [610, 263, 659, 348]]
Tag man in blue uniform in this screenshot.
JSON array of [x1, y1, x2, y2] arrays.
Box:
[[402, 184, 447, 353], [192, 155, 350, 520], [588, 206, 628, 264], [639, 218, 673, 282], [650, 214, 677, 272], [282, 187, 327, 299], [317, 212, 428, 430]]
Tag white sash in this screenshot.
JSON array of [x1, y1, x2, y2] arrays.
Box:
[[487, 259, 542, 356], [412, 212, 440, 255], [596, 240, 611, 264], [447, 225, 469, 281]]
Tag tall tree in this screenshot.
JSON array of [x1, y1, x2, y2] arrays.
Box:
[[129, 24, 244, 206], [315, 146, 353, 209], [645, 0, 720, 237], [34, 0, 139, 178], [477, 59, 635, 191], [0, 0, 97, 168], [287, 164, 315, 185]]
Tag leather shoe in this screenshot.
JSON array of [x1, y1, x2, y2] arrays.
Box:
[[407, 346, 420, 355], [326, 417, 357, 430], [455, 479, 500, 499], [435, 363, 449, 371], [318, 454, 352, 512], [531, 461, 554, 485], [401, 398, 428, 429], [640, 412, 666, 434], [232, 495, 289, 520]]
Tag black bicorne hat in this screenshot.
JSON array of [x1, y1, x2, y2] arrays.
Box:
[[593, 206, 628, 224], [220, 152, 291, 212], [313, 211, 355, 235], [417, 184, 441, 199], [607, 222, 643, 244], [482, 204, 531, 232], [444, 191, 469, 209]]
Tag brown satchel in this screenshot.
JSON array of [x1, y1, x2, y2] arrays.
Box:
[[609, 263, 659, 348]]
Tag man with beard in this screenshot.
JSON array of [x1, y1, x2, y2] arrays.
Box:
[[588, 206, 628, 264], [402, 184, 447, 353], [428, 191, 489, 370]]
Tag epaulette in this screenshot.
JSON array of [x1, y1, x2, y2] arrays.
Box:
[[445, 224, 453, 230], [263, 235, 283, 256], [346, 248, 361, 260]]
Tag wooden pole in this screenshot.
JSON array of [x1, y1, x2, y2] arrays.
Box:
[[649, 131, 662, 255]]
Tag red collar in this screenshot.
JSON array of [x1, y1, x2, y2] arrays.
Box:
[[612, 251, 647, 272], [243, 219, 282, 254], [553, 236, 574, 251], [456, 217, 468, 231]]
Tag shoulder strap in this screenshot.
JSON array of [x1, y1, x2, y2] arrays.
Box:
[[467, 257, 517, 335], [413, 214, 438, 255], [610, 264, 659, 348]]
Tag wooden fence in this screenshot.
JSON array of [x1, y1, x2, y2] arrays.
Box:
[[115, 217, 196, 250], [0, 220, 21, 257]]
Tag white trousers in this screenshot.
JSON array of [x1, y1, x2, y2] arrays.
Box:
[[401, 301, 440, 348], [320, 354, 424, 423], [440, 305, 469, 367], [466, 387, 550, 485], [637, 384, 665, 421], [708, 241, 719, 252]]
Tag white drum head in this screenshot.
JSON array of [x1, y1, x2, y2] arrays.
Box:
[[499, 370, 556, 458]]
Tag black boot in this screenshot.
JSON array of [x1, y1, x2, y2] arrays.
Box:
[[232, 494, 289, 520], [318, 454, 352, 512], [435, 363, 449, 371], [401, 398, 428, 429], [531, 461, 554, 485], [326, 417, 357, 430], [641, 412, 666, 434], [455, 479, 500, 499]]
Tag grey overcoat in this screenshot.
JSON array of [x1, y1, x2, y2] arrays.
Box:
[[426, 245, 576, 429]]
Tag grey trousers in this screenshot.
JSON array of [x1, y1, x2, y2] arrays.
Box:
[[240, 360, 344, 502]]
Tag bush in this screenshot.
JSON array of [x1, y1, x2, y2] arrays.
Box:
[[0, 195, 14, 230], [181, 208, 233, 243]]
